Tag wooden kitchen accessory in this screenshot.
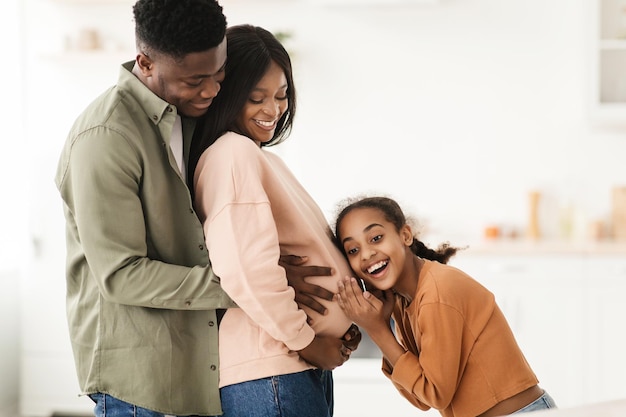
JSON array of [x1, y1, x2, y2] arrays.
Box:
[[612, 186, 626, 240], [527, 190, 541, 240]]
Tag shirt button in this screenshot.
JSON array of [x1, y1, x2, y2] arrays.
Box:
[[189, 208, 194, 214], [167, 106, 173, 112], [199, 244, 204, 251], [210, 365, 217, 371], [208, 321, 215, 327], [152, 115, 158, 121], [185, 301, 192, 307]]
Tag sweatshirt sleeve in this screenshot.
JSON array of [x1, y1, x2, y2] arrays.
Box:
[[194, 134, 315, 351], [382, 303, 466, 411]]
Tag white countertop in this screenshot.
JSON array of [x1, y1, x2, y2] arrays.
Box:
[[452, 239, 626, 256]]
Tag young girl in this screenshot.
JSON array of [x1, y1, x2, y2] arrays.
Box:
[[334, 196, 557, 417], [190, 25, 357, 417]]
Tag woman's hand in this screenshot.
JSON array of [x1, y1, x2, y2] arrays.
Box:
[[341, 323, 362, 353], [297, 334, 350, 370]]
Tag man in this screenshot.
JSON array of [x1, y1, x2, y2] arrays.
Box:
[[55, 1, 357, 416], [54, 0, 235, 415]]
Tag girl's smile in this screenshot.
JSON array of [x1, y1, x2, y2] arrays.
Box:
[[367, 260, 389, 275]]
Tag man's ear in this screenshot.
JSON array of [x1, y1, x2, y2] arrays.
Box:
[[135, 52, 154, 76]]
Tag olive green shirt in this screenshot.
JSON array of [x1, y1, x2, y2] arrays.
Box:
[[55, 62, 235, 416]]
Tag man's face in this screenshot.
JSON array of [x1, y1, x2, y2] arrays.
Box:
[[144, 38, 227, 118]]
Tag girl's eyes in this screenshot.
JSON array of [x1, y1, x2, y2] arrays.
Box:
[[344, 234, 382, 256], [346, 247, 359, 255]]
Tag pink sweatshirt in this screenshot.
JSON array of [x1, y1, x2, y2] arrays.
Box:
[[193, 132, 353, 388]]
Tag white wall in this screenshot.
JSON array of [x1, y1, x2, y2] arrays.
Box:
[[0, 0, 24, 415], [0, 271, 20, 417], [222, 0, 626, 245], [21, 0, 626, 248]]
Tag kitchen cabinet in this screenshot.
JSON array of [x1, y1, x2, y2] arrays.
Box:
[[20, 257, 94, 416], [591, 0, 626, 126], [584, 256, 626, 404], [333, 358, 439, 417], [450, 253, 587, 408]]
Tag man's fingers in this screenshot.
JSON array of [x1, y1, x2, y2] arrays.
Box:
[[301, 265, 333, 278], [294, 293, 328, 315], [279, 254, 307, 266], [304, 282, 334, 301]]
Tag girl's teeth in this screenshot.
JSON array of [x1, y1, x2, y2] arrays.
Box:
[[367, 261, 387, 274]]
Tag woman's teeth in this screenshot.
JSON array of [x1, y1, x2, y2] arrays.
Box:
[[256, 119, 275, 127]]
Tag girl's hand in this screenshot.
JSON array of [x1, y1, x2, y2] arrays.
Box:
[[336, 276, 406, 367], [367, 288, 395, 324], [335, 276, 389, 334]]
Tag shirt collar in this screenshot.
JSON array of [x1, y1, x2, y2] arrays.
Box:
[[118, 61, 173, 126]]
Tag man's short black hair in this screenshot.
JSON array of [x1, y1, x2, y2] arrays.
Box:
[[133, 0, 226, 59]]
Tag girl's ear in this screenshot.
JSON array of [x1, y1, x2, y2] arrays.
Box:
[[400, 224, 413, 246]]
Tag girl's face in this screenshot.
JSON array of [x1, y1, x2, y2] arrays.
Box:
[[338, 207, 414, 291], [235, 60, 288, 146]]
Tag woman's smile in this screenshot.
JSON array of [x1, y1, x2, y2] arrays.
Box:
[[254, 118, 278, 130]]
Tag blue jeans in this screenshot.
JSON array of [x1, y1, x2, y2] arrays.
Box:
[[219, 369, 332, 417], [319, 369, 334, 416], [512, 390, 557, 414], [88, 393, 217, 417]]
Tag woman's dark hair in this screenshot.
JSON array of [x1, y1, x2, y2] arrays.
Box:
[[188, 24, 297, 184], [334, 196, 460, 264], [133, 0, 226, 59]]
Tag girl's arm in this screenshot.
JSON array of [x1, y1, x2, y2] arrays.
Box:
[[336, 277, 439, 412]]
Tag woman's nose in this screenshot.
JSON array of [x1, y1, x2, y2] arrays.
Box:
[[262, 100, 280, 116]]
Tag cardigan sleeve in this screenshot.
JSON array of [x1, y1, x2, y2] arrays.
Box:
[[194, 133, 315, 351]]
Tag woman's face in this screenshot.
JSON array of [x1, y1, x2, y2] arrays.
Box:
[[338, 207, 413, 291], [235, 60, 288, 145]]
